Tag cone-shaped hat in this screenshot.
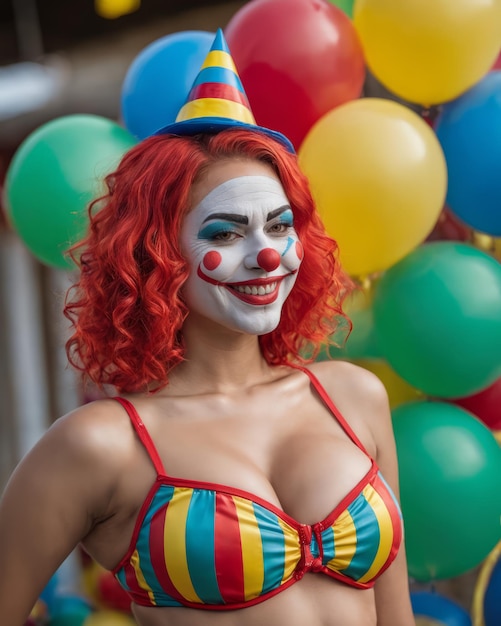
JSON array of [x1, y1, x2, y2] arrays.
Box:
[[155, 29, 294, 152]]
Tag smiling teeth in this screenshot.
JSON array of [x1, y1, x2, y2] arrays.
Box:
[[234, 282, 277, 295]]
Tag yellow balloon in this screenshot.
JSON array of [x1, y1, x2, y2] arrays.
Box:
[[298, 98, 447, 277], [471, 540, 501, 626], [85, 610, 136, 626], [95, 0, 140, 19], [472, 232, 501, 262], [353, 0, 501, 106], [81, 562, 100, 601]]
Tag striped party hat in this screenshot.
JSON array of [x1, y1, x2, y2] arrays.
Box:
[[155, 28, 294, 152]]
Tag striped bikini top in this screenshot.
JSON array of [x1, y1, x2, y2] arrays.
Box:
[[112, 367, 403, 610]]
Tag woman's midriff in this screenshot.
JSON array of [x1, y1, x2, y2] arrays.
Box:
[[131, 575, 377, 626]]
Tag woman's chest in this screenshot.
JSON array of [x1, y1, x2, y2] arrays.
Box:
[[143, 385, 373, 519], [85, 376, 374, 569]]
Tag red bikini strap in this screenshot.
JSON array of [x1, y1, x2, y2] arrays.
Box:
[[293, 365, 369, 455], [113, 397, 166, 476]]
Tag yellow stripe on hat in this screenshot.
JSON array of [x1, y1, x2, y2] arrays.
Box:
[[201, 50, 238, 73], [176, 98, 256, 125], [163, 487, 202, 603], [233, 496, 265, 601]]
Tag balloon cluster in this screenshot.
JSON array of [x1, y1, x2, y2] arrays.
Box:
[[312, 0, 501, 589], [2, 0, 501, 606]]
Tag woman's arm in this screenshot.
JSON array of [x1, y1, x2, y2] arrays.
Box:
[[0, 402, 121, 625]]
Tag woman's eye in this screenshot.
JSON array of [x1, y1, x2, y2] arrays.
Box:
[[268, 222, 291, 234], [198, 222, 241, 242], [212, 231, 239, 241]]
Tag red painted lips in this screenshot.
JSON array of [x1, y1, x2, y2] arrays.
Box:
[[197, 265, 297, 306]]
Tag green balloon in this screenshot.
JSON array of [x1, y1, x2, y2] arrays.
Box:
[[373, 242, 501, 398], [5, 114, 138, 269], [327, 0, 354, 18], [393, 400, 501, 581]]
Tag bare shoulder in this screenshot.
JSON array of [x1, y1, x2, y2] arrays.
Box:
[[307, 359, 390, 411], [51, 397, 135, 448], [40, 398, 137, 474], [6, 398, 137, 506]]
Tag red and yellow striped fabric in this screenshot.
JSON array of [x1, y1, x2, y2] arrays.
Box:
[[112, 368, 403, 610]]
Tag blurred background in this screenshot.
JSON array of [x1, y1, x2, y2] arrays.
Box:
[[0, 0, 246, 485], [0, 1, 248, 151]]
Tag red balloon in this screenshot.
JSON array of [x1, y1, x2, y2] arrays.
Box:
[[492, 49, 501, 70], [427, 206, 470, 243], [96, 569, 132, 613], [225, 0, 365, 150], [451, 377, 501, 430]]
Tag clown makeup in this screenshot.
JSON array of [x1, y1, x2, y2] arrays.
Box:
[[180, 171, 304, 335]]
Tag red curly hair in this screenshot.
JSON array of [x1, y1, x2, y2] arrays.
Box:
[[64, 129, 353, 393]]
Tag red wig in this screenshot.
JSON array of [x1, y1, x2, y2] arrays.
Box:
[[65, 129, 353, 393]]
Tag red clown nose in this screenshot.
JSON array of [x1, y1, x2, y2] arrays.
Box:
[[257, 248, 281, 272]]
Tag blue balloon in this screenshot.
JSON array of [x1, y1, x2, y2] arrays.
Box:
[[435, 71, 501, 236], [411, 591, 472, 626], [121, 30, 215, 140], [38, 572, 58, 608]]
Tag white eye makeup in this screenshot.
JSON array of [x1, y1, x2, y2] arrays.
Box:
[[180, 175, 303, 335]]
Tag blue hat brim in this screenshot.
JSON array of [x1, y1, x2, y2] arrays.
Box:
[[153, 117, 295, 154]]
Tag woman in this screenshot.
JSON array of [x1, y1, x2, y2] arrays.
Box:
[[0, 31, 415, 626]]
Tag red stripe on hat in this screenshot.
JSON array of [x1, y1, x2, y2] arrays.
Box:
[[149, 504, 189, 603], [189, 82, 251, 109], [215, 493, 245, 602]]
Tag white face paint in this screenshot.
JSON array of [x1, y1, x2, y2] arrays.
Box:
[[180, 174, 303, 335]]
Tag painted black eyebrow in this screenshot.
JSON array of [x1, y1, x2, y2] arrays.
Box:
[[201, 213, 249, 224], [267, 205, 292, 221]]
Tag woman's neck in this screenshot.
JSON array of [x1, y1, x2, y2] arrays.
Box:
[[165, 312, 273, 395]]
